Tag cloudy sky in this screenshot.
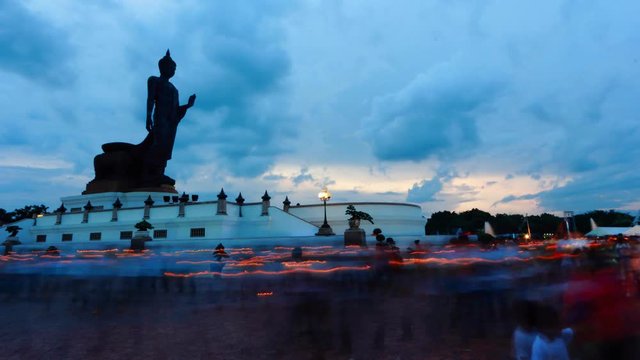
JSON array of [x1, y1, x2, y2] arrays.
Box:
[[1, 0, 639, 216]]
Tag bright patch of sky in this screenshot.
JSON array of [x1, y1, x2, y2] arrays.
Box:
[[1, 0, 639, 216]]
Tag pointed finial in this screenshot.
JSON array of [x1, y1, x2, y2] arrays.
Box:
[[113, 198, 123, 209], [262, 190, 271, 201], [283, 196, 291, 206], [56, 203, 67, 213], [217, 188, 228, 200], [235, 192, 245, 205], [144, 195, 155, 206], [84, 201, 94, 211]]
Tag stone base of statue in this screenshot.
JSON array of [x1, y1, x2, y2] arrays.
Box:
[[83, 135, 178, 195], [344, 229, 366, 247], [130, 231, 151, 251], [315, 223, 335, 236], [85, 179, 177, 194]]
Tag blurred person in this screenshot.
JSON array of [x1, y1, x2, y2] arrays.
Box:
[[563, 247, 640, 359], [407, 239, 427, 254], [531, 305, 573, 360], [614, 235, 633, 295], [512, 299, 538, 360], [375, 234, 387, 250], [372, 228, 382, 237]]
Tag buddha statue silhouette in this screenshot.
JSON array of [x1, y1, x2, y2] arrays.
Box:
[[83, 50, 196, 194], [144, 50, 196, 185]]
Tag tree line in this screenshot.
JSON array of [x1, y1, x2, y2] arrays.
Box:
[[0, 205, 49, 226], [425, 208, 635, 237]]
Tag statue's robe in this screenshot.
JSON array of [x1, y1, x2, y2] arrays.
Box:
[[147, 76, 188, 166]]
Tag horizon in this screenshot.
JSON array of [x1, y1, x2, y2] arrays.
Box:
[[1, 1, 639, 215]]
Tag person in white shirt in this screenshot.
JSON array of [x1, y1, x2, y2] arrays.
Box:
[[531, 305, 573, 360], [512, 299, 538, 360]]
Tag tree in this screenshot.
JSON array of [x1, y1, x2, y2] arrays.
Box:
[[493, 213, 525, 234], [0, 205, 49, 225], [345, 205, 374, 224], [425, 210, 459, 235], [134, 219, 154, 231], [13, 205, 48, 221], [457, 208, 493, 233], [574, 210, 633, 234], [528, 213, 562, 236], [0, 209, 14, 225], [5, 225, 22, 237]]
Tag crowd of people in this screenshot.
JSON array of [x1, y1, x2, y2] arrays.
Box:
[[512, 235, 640, 359]]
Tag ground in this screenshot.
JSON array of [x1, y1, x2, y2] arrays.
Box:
[[0, 244, 639, 359]]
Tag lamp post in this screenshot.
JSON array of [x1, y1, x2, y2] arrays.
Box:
[[316, 187, 335, 236]]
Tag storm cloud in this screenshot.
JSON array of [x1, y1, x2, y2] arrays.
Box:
[[1, 0, 639, 214]]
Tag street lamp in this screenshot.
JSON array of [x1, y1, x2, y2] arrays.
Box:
[[316, 187, 335, 236]]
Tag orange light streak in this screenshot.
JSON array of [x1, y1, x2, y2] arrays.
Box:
[[163, 265, 371, 278], [0, 255, 34, 262], [392, 253, 579, 267], [77, 249, 118, 253], [122, 249, 150, 254], [225, 260, 265, 268], [78, 254, 105, 259], [282, 260, 327, 267], [175, 260, 217, 265], [257, 292, 273, 296]]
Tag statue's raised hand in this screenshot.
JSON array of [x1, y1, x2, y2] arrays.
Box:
[[187, 94, 196, 108]]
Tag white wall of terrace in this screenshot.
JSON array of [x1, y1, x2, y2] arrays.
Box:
[[26, 201, 320, 244], [5, 195, 425, 245]]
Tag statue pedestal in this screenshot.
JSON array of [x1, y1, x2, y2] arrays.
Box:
[[2, 236, 20, 255], [3, 236, 21, 245], [130, 231, 151, 251], [344, 229, 366, 247]]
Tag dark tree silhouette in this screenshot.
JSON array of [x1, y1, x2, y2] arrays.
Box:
[[0, 204, 48, 225]]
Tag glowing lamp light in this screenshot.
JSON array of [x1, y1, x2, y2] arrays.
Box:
[[318, 187, 331, 201]]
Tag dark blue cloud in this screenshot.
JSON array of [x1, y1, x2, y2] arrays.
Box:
[[198, 43, 289, 110], [291, 167, 314, 186], [362, 67, 504, 162], [133, 2, 298, 178], [407, 175, 444, 202], [0, 1, 73, 85], [494, 167, 640, 212], [406, 168, 452, 203], [492, 193, 538, 207], [537, 170, 640, 212], [262, 174, 286, 181], [376, 191, 403, 196]]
